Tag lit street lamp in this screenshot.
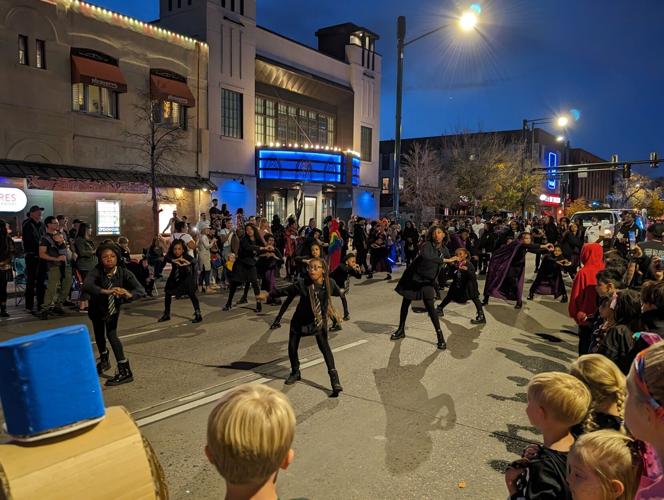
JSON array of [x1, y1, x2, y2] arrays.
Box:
[[393, 6, 480, 221]]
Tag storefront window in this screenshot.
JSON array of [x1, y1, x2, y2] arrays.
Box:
[[159, 203, 177, 234], [72, 83, 118, 118], [154, 100, 186, 128], [96, 200, 121, 235]]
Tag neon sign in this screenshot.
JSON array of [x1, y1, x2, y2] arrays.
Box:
[[257, 149, 359, 185], [546, 151, 559, 191]]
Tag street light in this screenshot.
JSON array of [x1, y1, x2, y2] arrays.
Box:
[[393, 7, 479, 221]]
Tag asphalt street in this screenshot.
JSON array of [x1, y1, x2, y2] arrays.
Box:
[[0, 256, 580, 499]]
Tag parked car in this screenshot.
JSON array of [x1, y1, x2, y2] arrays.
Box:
[[571, 210, 646, 242]]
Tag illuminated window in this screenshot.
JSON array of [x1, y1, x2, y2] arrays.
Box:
[[18, 35, 28, 65], [72, 83, 118, 118], [36, 40, 46, 69], [154, 100, 186, 128], [382, 177, 390, 194], [361, 126, 372, 161], [96, 200, 121, 235], [159, 203, 177, 235], [221, 88, 243, 138], [277, 103, 288, 143], [327, 116, 335, 146]]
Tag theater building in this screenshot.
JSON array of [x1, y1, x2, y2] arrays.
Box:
[[157, 0, 381, 224], [0, 0, 211, 248]]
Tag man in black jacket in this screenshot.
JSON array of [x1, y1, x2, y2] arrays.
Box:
[[21, 205, 45, 312]]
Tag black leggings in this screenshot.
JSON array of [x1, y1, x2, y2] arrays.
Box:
[[227, 280, 260, 305], [339, 293, 349, 317], [92, 314, 125, 362], [288, 327, 336, 372], [438, 292, 484, 315], [164, 291, 200, 314], [398, 297, 441, 332], [0, 270, 7, 303]]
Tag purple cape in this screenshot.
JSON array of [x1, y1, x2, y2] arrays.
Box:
[[483, 240, 524, 301]]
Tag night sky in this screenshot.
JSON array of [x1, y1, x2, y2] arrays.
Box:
[[95, 0, 664, 175]]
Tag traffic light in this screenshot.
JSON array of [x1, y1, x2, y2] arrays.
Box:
[[622, 163, 632, 179], [650, 151, 659, 169]]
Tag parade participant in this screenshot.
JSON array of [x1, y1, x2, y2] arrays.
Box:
[[328, 219, 343, 271], [390, 225, 459, 350], [330, 252, 362, 322], [283, 217, 299, 280], [83, 243, 145, 386], [0, 220, 14, 318], [543, 215, 559, 246], [258, 257, 344, 397], [436, 247, 486, 324], [402, 220, 419, 267], [159, 239, 202, 324], [567, 430, 643, 500], [560, 222, 583, 278], [352, 217, 369, 275], [257, 233, 283, 304], [482, 232, 553, 309], [224, 223, 272, 313], [528, 245, 569, 303], [625, 342, 664, 499], [369, 225, 392, 280]]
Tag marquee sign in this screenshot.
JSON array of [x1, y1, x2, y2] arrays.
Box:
[[0, 187, 28, 213], [27, 177, 148, 194]]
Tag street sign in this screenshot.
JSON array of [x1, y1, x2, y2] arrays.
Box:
[[578, 167, 588, 178]]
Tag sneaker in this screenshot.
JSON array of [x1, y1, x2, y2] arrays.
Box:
[[51, 306, 66, 315], [237, 297, 248, 305]]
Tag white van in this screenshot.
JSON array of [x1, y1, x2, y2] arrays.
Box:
[[571, 210, 646, 241]]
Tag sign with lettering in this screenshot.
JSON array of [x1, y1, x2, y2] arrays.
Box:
[[0, 187, 28, 213], [27, 177, 148, 194]]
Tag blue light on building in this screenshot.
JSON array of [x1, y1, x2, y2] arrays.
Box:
[[546, 151, 559, 191], [257, 149, 360, 186], [351, 157, 360, 186]]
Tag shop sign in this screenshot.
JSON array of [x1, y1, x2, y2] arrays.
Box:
[[0, 187, 27, 213], [27, 177, 148, 194], [539, 194, 561, 205]]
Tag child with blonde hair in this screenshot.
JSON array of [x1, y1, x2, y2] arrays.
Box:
[[567, 430, 643, 500], [570, 354, 626, 435], [505, 372, 592, 499], [625, 341, 664, 499], [206, 383, 296, 500]]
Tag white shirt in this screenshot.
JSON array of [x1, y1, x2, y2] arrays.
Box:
[[171, 232, 195, 257], [196, 219, 210, 233], [219, 228, 233, 250], [586, 224, 601, 243], [471, 223, 484, 237]]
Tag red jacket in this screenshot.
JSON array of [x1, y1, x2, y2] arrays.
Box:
[[569, 243, 605, 325]]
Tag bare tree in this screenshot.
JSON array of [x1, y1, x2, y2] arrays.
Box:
[[610, 172, 655, 209], [122, 90, 189, 235], [400, 142, 448, 227]]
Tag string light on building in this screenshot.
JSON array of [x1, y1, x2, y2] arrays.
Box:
[[256, 143, 361, 158]]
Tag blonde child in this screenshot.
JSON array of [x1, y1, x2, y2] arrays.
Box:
[[505, 372, 592, 499], [625, 342, 664, 499], [567, 430, 643, 500], [570, 354, 626, 435], [206, 384, 296, 500]]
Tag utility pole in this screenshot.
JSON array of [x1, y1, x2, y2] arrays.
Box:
[[393, 16, 406, 222]]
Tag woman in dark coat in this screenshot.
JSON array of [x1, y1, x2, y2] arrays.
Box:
[[159, 239, 202, 324], [391, 225, 458, 350], [259, 257, 344, 397], [543, 215, 559, 246], [224, 223, 273, 313], [0, 220, 14, 318], [560, 222, 583, 278], [402, 220, 420, 267]]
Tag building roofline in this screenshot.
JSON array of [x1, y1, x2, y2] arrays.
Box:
[[255, 55, 353, 93], [257, 25, 349, 66]]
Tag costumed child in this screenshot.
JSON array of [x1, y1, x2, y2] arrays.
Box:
[[258, 257, 344, 397], [257, 233, 284, 305], [330, 252, 363, 321], [328, 219, 343, 272], [436, 247, 486, 324], [528, 244, 570, 303], [483, 232, 553, 309], [82, 242, 145, 386], [567, 430, 644, 500], [158, 239, 203, 324]]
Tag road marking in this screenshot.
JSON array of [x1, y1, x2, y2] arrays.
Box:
[[135, 339, 369, 428]]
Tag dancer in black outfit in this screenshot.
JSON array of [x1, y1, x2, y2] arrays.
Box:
[[83, 243, 145, 386], [224, 223, 273, 313], [436, 247, 486, 324], [159, 239, 202, 323], [528, 245, 569, 303], [330, 252, 363, 321], [258, 257, 344, 397], [391, 226, 459, 350], [402, 220, 419, 267]]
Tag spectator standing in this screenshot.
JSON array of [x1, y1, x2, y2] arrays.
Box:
[[0, 220, 15, 317], [569, 243, 605, 355], [197, 226, 214, 293], [38, 216, 66, 319], [161, 210, 180, 236], [171, 220, 196, 258], [21, 205, 45, 312], [209, 199, 222, 219], [74, 222, 97, 312], [196, 212, 210, 233]]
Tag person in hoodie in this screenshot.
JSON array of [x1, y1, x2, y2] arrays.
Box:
[[569, 243, 605, 356]]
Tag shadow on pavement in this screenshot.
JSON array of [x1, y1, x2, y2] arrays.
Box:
[[354, 320, 397, 336], [373, 342, 456, 474], [443, 320, 482, 360], [488, 423, 540, 473], [495, 347, 568, 374]]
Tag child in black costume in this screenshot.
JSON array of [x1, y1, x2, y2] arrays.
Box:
[[258, 257, 344, 397], [436, 248, 486, 324], [528, 245, 570, 303], [158, 239, 202, 324], [330, 252, 363, 322], [82, 243, 145, 386]]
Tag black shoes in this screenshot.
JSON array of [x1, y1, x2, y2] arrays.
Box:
[[482, 297, 489, 306], [223, 304, 232, 311], [237, 297, 248, 305], [105, 360, 133, 386], [390, 327, 406, 340], [256, 302, 262, 313], [0, 306, 8, 318], [38, 308, 49, 320], [527, 293, 534, 300], [471, 313, 486, 325], [366, 273, 373, 279], [270, 321, 281, 330], [192, 310, 203, 323], [436, 330, 447, 350], [436, 306, 445, 317], [515, 302, 523, 310], [96, 351, 111, 374], [561, 295, 568, 303], [330, 323, 342, 332], [158, 314, 170, 322], [343, 314, 350, 321], [386, 274, 392, 280], [285, 370, 301, 385], [51, 306, 66, 316], [329, 369, 343, 397]]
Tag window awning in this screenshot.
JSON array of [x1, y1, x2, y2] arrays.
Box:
[[150, 74, 195, 107], [71, 55, 127, 93]]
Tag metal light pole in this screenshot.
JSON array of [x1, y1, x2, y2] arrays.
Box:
[[393, 16, 406, 222]]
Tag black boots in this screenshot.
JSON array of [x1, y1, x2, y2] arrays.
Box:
[[436, 330, 447, 350], [482, 296, 489, 306], [515, 301, 523, 310], [96, 351, 111, 374], [285, 370, 301, 385], [390, 327, 406, 340], [527, 293, 534, 300], [256, 302, 262, 313], [436, 305, 445, 317], [106, 360, 133, 386], [158, 313, 170, 322], [561, 295, 568, 303], [192, 310, 203, 323], [329, 369, 343, 397], [270, 321, 281, 330], [0, 304, 8, 318], [471, 312, 486, 325], [330, 322, 342, 332]]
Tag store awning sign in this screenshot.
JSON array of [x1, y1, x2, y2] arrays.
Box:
[[0, 187, 27, 213]]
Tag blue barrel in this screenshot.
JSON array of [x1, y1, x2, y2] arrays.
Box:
[[0, 325, 105, 438]]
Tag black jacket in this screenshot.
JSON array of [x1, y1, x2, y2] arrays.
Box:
[[22, 218, 44, 255], [237, 235, 264, 267], [330, 262, 362, 288], [270, 277, 341, 332], [82, 266, 145, 318], [411, 242, 450, 283]]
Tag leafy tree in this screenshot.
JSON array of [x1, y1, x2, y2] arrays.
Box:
[[565, 197, 588, 217]]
